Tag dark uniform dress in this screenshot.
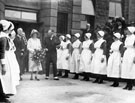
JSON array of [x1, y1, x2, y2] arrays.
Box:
[[43, 36, 60, 77], [0, 35, 8, 100], [14, 35, 25, 77]]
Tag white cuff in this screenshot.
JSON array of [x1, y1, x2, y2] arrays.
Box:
[[1, 59, 6, 64]]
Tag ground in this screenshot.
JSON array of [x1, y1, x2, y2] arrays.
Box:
[[9, 74, 135, 103]]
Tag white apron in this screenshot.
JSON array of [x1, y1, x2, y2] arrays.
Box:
[[70, 39, 81, 73], [79, 40, 93, 73], [1, 39, 20, 94], [57, 41, 64, 69], [107, 40, 122, 78], [121, 34, 135, 79], [91, 38, 107, 75], [61, 40, 71, 70]]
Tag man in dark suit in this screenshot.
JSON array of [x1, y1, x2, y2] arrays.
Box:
[[21, 32, 28, 72], [14, 28, 26, 80], [43, 30, 60, 80]]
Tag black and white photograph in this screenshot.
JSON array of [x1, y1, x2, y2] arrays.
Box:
[[0, 0, 135, 103]]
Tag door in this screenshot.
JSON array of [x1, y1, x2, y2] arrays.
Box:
[[11, 21, 39, 39]]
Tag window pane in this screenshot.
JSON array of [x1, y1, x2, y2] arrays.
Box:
[[109, 2, 115, 17], [116, 3, 122, 17], [57, 12, 68, 34], [81, 0, 95, 15], [22, 12, 37, 21], [5, 9, 21, 19]]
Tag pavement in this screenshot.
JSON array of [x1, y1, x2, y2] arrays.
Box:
[[9, 73, 135, 103]]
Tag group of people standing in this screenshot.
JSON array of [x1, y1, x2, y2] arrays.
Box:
[[0, 17, 135, 102], [56, 25, 135, 91], [0, 19, 43, 102]]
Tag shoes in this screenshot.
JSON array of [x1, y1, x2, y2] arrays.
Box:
[[123, 85, 128, 90], [128, 87, 133, 90], [113, 83, 119, 87], [54, 77, 59, 80], [62, 75, 68, 78], [80, 77, 87, 81], [72, 74, 79, 79], [85, 78, 90, 81], [30, 77, 33, 80], [93, 79, 99, 83], [45, 76, 49, 80], [35, 76, 40, 81]]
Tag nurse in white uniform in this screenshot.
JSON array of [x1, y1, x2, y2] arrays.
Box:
[[91, 30, 107, 84], [61, 34, 72, 78], [57, 35, 65, 76], [121, 27, 135, 90], [70, 33, 81, 79], [107, 33, 124, 87], [79, 33, 94, 81], [0, 20, 18, 95]]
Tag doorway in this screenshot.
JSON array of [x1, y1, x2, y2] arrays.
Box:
[[11, 21, 39, 39]]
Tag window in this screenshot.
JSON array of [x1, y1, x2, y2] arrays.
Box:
[[109, 1, 122, 17], [81, 0, 95, 15], [57, 12, 68, 34], [5, 9, 37, 22]]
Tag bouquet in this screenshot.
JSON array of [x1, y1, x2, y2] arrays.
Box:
[[32, 49, 46, 65]]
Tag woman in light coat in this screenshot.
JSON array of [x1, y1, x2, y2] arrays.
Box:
[[79, 33, 94, 81], [91, 30, 107, 84], [27, 29, 42, 81], [121, 27, 135, 90], [107, 33, 124, 87], [70, 33, 81, 79]]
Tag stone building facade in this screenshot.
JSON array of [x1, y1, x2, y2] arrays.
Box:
[[0, 0, 135, 40]]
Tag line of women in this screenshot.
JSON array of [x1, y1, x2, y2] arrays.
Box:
[[57, 26, 135, 91], [0, 20, 20, 99]]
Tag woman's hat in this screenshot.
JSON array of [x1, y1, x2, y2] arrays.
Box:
[[113, 32, 121, 39], [30, 29, 39, 37], [74, 33, 80, 38], [85, 33, 91, 39], [0, 20, 11, 31], [127, 26, 135, 34], [66, 34, 71, 39], [60, 35, 65, 40], [98, 30, 105, 37]]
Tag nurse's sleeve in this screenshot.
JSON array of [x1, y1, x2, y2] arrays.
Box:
[[89, 42, 95, 53], [0, 37, 7, 65], [100, 41, 107, 56], [119, 43, 125, 57]]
